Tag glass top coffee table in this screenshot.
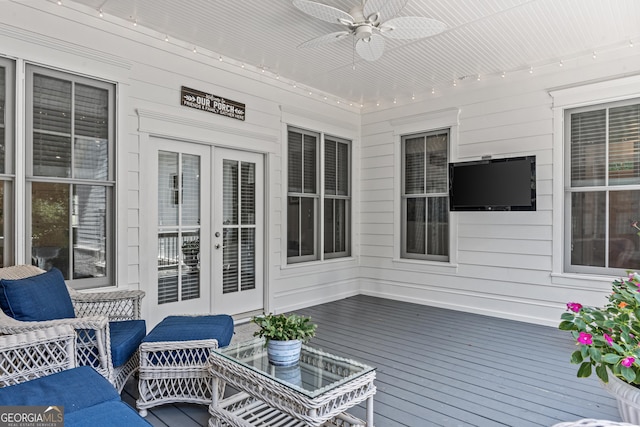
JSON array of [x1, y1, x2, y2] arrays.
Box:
[[208, 338, 376, 426]]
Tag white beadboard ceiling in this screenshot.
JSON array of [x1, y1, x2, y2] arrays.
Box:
[[63, 0, 640, 107]]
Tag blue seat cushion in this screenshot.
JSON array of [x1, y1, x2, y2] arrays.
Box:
[[0, 268, 75, 321], [142, 315, 234, 347], [0, 366, 119, 412], [65, 401, 152, 427], [109, 319, 146, 367]]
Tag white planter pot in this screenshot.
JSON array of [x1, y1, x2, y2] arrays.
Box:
[[267, 339, 301, 366], [603, 371, 640, 423]]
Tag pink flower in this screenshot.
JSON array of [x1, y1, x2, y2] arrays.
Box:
[[622, 357, 636, 367], [604, 333, 614, 346], [567, 302, 583, 313], [577, 332, 593, 345]]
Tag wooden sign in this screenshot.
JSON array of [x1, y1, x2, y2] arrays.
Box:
[[181, 86, 245, 121]]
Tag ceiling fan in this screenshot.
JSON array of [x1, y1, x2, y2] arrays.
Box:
[[292, 0, 446, 61]]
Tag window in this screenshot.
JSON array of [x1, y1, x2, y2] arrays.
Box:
[[0, 58, 14, 267], [26, 65, 115, 288], [401, 130, 449, 261], [565, 99, 640, 274], [324, 136, 350, 259], [287, 127, 351, 263]]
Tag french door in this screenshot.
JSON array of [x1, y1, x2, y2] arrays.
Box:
[[150, 139, 263, 324], [212, 148, 264, 315]]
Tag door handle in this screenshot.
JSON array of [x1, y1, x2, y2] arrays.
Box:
[[215, 244, 226, 250]]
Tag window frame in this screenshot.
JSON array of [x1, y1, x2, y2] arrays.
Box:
[[323, 135, 351, 259], [286, 126, 352, 264], [25, 64, 116, 289], [400, 128, 450, 262], [564, 97, 640, 276]]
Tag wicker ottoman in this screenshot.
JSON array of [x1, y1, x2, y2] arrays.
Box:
[[136, 314, 234, 417]]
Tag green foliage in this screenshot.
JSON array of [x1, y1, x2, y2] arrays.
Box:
[[251, 313, 317, 343], [560, 272, 640, 385]]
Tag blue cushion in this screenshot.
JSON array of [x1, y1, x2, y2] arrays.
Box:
[[0, 366, 119, 412], [109, 319, 146, 367], [0, 268, 75, 321], [65, 401, 152, 427], [142, 315, 234, 347]]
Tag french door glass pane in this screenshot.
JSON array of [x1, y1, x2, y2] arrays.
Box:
[[32, 182, 70, 277], [158, 151, 178, 226], [241, 162, 255, 225], [241, 228, 255, 291], [406, 197, 425, 254], [73, 185, 107, 279], [609, 190, 640, 269], [223, 228, 238, 294], [157, 151, 201, 304], [571, 110, 606, 187], [158, 232, 178, 304], [405, 137, 425, 194], [75, 137, 108, 180], [181, 231, 200, 300], [324, 199, 335, 253], [427, 197, 449, 256], [609, 105, 640, 186], [223, 160, 238, 225], [571, 191, 606, 267], [182, 154, 200, 226], [223, 159, 256, 293]]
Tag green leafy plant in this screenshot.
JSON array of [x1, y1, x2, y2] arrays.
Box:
[[251, 313, 317, 343], [559, 272, 640, 385]]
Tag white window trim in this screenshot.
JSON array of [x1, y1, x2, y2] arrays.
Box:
[[392, 108, 460, 272], [550, 75, 640, 283]]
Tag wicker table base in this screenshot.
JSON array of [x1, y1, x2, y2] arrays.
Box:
[[208, 339, 376, 427]]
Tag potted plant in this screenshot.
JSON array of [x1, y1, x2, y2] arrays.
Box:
[[559, 272, 640, 423], [251, 313, 317, 366]]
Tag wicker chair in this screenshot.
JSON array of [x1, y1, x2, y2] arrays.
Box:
[[0, 264, 146, 392]]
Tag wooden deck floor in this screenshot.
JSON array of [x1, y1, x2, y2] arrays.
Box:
[[122, 295, 621, 427]]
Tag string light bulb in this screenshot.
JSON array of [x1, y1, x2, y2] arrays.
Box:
[[559, 60, 563, 67], [98, 9, 103, 17], [630, 40, 634, 48], [164, 35, 169, 42], [57, 0, 62, 5], [592, 51, 597, 59], [529, 66, 534, 74]]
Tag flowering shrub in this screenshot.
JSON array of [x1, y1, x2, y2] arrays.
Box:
[[559, 272, 640, 385]]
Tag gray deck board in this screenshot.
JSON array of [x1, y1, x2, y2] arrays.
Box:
[[123, 295, 621, 426]]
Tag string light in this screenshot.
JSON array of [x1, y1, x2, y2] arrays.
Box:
[[501, 71, 506, 78], [192, 46, 197, 53], [57, 0, 62, 5], [133, 18, 137, 27], [592, 51, 597, 59], [98, 9, 103, 17], [164, 35, 169, 42], [630, 40, 634, 48], [559, 60, 563, 67], [529, 66, 534, 74]]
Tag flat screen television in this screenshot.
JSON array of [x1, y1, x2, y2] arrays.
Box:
[[448, 155, 536, 211]]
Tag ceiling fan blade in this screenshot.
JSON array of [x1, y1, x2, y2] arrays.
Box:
[[292, 0, 355, 25], [380, 16, 446, 39], [355, 34, 385, 61], [297, 31, 350, 48], [363, 0, 408, 21]]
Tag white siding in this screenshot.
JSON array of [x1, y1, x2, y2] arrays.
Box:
[[360, 49, 640, 326], [0, 1, 360, 321]]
